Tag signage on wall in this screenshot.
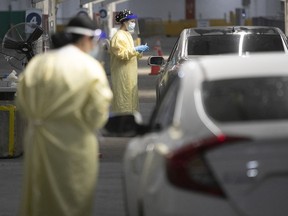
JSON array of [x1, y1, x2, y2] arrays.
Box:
[[197, 19, 210, 27], [25, 9, 42, 27], [186, 0, 195, 19], [77, 8, 89, 16], [99, 9, 107, 19]]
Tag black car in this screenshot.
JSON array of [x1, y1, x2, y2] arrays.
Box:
[[149, 26, 288, 104]]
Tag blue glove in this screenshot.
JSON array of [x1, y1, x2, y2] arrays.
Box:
[[135, 44, 149, 53]]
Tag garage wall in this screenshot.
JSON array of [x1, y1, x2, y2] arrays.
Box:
[[0, 11, 25, 39], [0, 0, 283, 22], [122, 0, 281, 21], [196, 0, 241, 19], [0, 0, 31, 11], [122, 0, 186, 21]]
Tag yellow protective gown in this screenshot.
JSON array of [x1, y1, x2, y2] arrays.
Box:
[[110, 29, 142, 114], [16, 45, 113, 216]]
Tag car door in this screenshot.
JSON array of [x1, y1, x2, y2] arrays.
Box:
[[157, 37, 181, 102], [123, 78, 181, 216]]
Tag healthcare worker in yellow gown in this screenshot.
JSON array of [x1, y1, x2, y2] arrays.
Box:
[[110, 9, 149, 114], [16, 14, 112, 216]]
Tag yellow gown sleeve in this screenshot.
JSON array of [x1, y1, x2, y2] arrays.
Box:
[[110, 31, 141, 60]]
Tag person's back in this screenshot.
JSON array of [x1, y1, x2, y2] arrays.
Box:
[[16, 14, 112, 216], [18, 44, 110, 127]]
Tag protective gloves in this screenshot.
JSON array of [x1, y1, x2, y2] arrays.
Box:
[[135, 44, 149, 53]]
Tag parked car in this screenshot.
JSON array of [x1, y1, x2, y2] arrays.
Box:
[[149, 26, 288, 104], [104, 53, 288, 216]]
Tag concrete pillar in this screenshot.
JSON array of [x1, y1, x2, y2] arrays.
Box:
[[33, 0, 57, 33], [106, 2, 116, 39]]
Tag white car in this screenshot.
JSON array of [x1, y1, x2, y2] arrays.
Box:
[[104, 53, 288, 216]]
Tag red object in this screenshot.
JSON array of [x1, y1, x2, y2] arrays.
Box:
[[149, 64, 161, 75], [154, 39, 163, 56], [186, 0, 195, 19], [149, 39, 163, 75], [165, 134, 250, 197], [149, 45, 162, 75]]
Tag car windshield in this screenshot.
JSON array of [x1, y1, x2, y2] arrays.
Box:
[[188, 34, 285, 55], [202, 77, 288, 122]]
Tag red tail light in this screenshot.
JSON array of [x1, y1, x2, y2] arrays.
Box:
[[166, 134, 250, 197]]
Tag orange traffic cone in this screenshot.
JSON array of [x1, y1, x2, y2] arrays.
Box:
[[154, 39, 163, 56]]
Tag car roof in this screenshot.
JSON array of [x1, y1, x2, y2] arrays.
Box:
[[181, 52, 288, 81], [178, 26, 288, 57], [183, 26, 283, 36]]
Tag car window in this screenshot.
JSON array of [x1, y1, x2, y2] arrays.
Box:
[[188, 34, 285, 55], [166, 37, 180, 69], [202, 77, 288, 122], [242, 35, 284, 52], [149, 78, 180, 130]]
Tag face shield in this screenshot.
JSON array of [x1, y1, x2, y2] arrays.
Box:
[[123, 19, 140, 39], [90, 29, 106, 60], [90, 31, 110, 62], [65, 27, 105, 60]]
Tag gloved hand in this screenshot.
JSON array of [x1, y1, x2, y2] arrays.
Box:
[[135, 44, 149, 53]]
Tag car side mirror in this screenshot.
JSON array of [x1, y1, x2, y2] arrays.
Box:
[[148, 56, 165, 66], [101, 112, 149, 137]]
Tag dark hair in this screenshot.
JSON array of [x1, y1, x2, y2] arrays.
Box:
[[115, 9, 137, 24], [51, 14, 97, 49], [51, 32, 71, 49]]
